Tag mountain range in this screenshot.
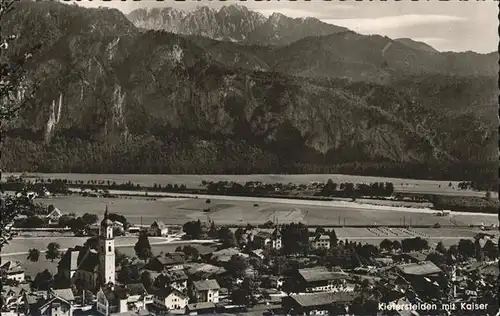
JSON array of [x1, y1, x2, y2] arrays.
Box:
[[127, 5, 349, 46], [1, 2, 497, 184]]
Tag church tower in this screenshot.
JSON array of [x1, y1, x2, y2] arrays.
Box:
[[99, 206, 115, 285]]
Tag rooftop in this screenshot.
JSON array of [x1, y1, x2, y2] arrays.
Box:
[[126, 283, 147, 296], [51, 289, 75, 302], [288, 292, 356, 307], [77, 250, 99, 273], [298, 267, 350, 283], [0, 261, 24, 274], [151, 220, 167, 229], [164, 269, 188, 281], [186, 302, 216, 311], [396, 261, 442, 276], [193, 279, 220, 291], [155, 287, 187, 299]]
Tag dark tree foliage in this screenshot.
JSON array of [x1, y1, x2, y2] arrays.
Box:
[[226, 255, 247, 278], [27, 248, 40, 262], [32, 269, 53, 290], [134, 231, 152, 260], [183, 220, 203, 239], [401, 237, 429, 252], [217, 226, 237, 248], [280, 222, 309, 255], [45, 242, 61, 262]]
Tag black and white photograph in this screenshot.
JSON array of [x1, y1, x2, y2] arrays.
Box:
[[0, 0, 498, 315]]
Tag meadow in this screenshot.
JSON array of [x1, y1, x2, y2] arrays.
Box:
[[3, 172, 491, 197], [39, 195, 498, 227]]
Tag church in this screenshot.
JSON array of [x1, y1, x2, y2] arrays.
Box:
[[58, 208, 116, 291]]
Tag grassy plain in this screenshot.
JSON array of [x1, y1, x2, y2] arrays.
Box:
[[38, 195, 498, 227], [3, 172, 491, 197]]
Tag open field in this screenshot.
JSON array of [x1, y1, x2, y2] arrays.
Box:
[[3, 172, 492, 197], [37, 195, 498, 227], [334, 227, 495, 239]]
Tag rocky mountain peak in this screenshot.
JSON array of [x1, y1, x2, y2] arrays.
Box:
[[127, 5, 348, 45]]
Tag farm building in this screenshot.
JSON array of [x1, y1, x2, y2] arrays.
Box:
[[148, 220, 169, 237], [45, 206, 63, 225]]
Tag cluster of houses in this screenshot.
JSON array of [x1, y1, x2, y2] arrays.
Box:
[[2, 213, 499, 316]]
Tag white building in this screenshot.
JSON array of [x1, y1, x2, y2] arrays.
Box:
[[309, 235, 331, 250], [45, 207, 62, 225], [153, 288, 189, 311]]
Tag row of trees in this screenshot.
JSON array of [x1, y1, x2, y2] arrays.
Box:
[[320, 180, 394, 198]]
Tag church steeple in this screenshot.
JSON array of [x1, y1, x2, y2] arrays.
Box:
[[99, 205, 115, 285]]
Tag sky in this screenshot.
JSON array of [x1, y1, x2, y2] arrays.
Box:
[[74, 0, 499, 53]]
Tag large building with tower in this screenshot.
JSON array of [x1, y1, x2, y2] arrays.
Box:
[[58, 207, 116, 291]]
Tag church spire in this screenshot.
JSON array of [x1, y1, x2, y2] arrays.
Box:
[[101, 205, 110, 227]]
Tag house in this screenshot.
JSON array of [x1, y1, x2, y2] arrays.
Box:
[[153, 288, 188, 311], [96, 285, 129, 315], [46, 207, 63, 225], [253, 229, 282, 250], [207, 248, 248, 264], [191, 279, 220, 303], [281, 292, 356, 316], [372, 257, 394, 267], [309, 235, 331, 250], [0, 261, 26, 282], [148, 220, 169, 237], [148, 253, 185, 272], [261, 275, 285, 290], [125, 283, 153, 311], [393, 251, 432, 264], [185, 302, 217, 315], [36, 289, 75, 316], [1, 284, 31, 312], [185, 263, 226, 281], [395, 261, 443, 277], [294, 267, 353, 293], [250, 249, 265, 260], [163, 269, 188, 292], [395, 261, 446, 298]]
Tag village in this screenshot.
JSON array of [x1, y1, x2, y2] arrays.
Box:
[[1, 203, 499, 316]]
